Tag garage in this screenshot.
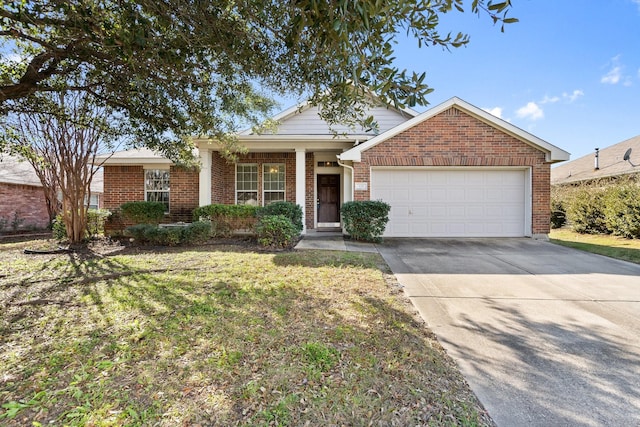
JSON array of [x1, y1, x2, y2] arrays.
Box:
[[370, 168, 529, 237]]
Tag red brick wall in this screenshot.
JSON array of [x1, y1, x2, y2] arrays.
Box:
[[103, 165, 199, 226], [0, 183, 50, 231], [305, 153, 314, 230], [354, 107, 551, 235], [211, 152, 316, 229], [212, 152, 297, 205], [169, 166, 199, 222]]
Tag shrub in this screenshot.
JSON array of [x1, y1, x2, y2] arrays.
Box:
[[120, 201, 166, 225], [565, 186, 608, 234], [257, 201, 303, 233], [341, 200, 390, 242], [193, 204, 259, 236], [255, 215, 299, 249], [52, 214, 67, 240], [603, 183, 640, 238], [86, 209, 111, 237], [550, 198, 566, 229], [125, 221, 211, 246], [181, 221, 211, 244], [0, 216, 7, 234]]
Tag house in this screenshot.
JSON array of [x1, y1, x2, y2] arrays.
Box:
[[97, 97, 569, 238], [551, 135, 640, 186], [0, 154, 103, 231]]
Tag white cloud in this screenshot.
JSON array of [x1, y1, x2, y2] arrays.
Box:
[[516, 102, 544, 121], [601, 66, 622, 84], [540, 95, 560, 104], [601, 55, 632, 85], [483, 107, 503, 119], [563, 89, 584, 102]]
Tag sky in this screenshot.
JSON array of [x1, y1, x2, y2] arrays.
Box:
[[277, 0, 640, 162]]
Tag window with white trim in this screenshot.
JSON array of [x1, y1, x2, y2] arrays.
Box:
[[145, 169, 170, 211], [236, 164, 258, 205], [263, 163, 285, 205]]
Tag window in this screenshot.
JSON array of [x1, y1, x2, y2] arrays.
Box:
[[263, 164, 285, 205], [236, 164, 258, 205], [88, 194, 100, 210], [145, 169, 170, 211]]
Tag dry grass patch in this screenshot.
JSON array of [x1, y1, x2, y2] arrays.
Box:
[[1, 239, 493, 426]]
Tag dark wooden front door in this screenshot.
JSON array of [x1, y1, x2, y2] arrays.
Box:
[[317, 175, 340, 223]]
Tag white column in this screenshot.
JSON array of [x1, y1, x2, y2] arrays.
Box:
[[295, 148, 307, 234], [198, 147, 212, 207]]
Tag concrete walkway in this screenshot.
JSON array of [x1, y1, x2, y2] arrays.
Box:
[[294, 232, 378, 253]]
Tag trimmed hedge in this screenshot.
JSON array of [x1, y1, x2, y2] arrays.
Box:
[[341, 200, 390, 242], [603, 183, 640, 238], [257, 201, 303, 233], [120, 201, 166, 225], [125, 221, 211, 246], [255, 215, 299, 249], [193, 204, 259, 236], [554, 178, 640, 238]]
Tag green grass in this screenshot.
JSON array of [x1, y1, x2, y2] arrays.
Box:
[[0, 239, 493, 426], [550, 228, 640, 264]]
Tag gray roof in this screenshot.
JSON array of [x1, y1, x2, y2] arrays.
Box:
[[551, 135, 640, 185], [0, 154, 103, 193]]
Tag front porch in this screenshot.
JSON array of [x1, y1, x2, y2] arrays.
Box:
[[197, 146, 356, 234]]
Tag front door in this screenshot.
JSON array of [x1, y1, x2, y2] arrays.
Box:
[[317, 174, 340, 226]]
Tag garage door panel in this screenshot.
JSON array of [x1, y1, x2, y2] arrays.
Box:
[[371, 169, 527, 237]]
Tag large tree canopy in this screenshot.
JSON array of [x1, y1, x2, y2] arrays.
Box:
[[0, 0, 515, 161]]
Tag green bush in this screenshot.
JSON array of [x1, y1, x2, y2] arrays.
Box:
[[125, 221, 211, 246], [255, 215, 299, 249], [120, 201, 166, 225], [52, 214, 67, 240], [193, 204, 259, 236], [86, 209, 111, 237], [257, 201, 303, 233], [181, 221, 211, 244], [550, 198, 566, 229], [565, 187, 608, 234], [603, 183, 640, 238], [341, 200, 390, 242]]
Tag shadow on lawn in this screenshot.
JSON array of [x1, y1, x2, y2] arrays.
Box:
[[0, 241, 491, 426]]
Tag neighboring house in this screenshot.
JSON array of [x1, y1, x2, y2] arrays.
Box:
[[97, 97, 569, 238], [551, 135, 640, 186], [0, 154, 103, 231]]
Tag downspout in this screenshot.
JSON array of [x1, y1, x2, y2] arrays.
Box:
[[337, 138, 358, 201]]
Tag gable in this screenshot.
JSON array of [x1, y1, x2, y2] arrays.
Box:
[[339, 97, 570, 163], [273, 104, 414, 136]]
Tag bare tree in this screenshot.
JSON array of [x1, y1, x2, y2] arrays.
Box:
[[7, 91, 116, 243]]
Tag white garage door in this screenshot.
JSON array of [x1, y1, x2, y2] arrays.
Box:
[[371, 168, 528, 237]]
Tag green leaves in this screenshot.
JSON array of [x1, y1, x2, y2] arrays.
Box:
[[1, 0, 518, 162]]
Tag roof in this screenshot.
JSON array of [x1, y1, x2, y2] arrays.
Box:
[[551, 135, 640, 185], [95, 148, 174, 166], [0, 154, 103, 193], [339, 97, 570, 163]]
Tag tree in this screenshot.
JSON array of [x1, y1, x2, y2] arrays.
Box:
[[1, 0, 516, 162], [4, 90, 117, 243]]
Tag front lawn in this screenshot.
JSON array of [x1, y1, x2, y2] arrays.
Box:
[[0, 239, 492, 426], [550, 228, 640, 264]]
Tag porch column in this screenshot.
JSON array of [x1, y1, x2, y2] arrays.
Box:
[[295, 148, 307, 234], [198, 147, 212, 207]]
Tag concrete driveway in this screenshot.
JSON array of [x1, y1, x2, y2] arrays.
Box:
[[378, 238, 640, 427]]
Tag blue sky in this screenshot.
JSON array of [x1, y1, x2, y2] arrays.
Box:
[[279, 0, 640, 161]]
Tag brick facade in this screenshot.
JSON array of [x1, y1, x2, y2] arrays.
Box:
[[0, 183, 50, 231], [353, 107, 551, 235], [103, 165, 199, 229]]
